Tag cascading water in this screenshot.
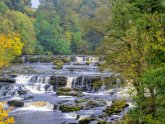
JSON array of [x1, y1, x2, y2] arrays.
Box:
[[0, 75, 54, 98], [23, 101, 55, 111], [22, 56, 26, 63], [85, 56, 99, 63], [25, 76, 53, 93], [75, 56, 84, 63], [1, 56, 131, 124], [66, 76, 75, 89]]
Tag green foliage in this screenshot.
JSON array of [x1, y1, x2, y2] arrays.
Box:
[[35, 0, 111, 54], [34, 13, 71, 55], [6, 11, 36, 54], [99, 0, 165, 122], [0, 1, 8, 13], [104, 100, 128, 116]]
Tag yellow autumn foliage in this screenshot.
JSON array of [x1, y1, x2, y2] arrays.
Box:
[[0, 34, 23, 69], [0, 102, 14, 124]]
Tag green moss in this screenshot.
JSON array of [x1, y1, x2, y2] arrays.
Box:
[[29, 57, 39, 63], [104, 100, 129, 116], [12, 57, 23, 63], [56, 88, 84, 97], [79, 118, 95, 124], [40, 57, 52, 62], [86, 61, 91, 65], [52, 60, 64, 69], [97, 121, 112, 124], [62, 58, 71, 63], [58, 87, 71, 92], [59, 105, 82, 112], [92, 81, 102, 90], [75, 98, 89, 103]]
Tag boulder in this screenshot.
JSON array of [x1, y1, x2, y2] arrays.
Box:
[[8, 100, 24, 107], [56, 88, 84, 97], [0, 77, 15, 83], [50, 76, 67, 86], [59, 104, 82, 113]]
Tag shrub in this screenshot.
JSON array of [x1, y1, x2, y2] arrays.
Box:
[[0, 102, 15, 124]]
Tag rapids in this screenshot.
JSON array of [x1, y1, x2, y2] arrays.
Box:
[[0, 56, 135, 124]]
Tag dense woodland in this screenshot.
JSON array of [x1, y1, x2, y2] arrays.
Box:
[[0, 0, 165, 123], [0, 0, 111, 55]]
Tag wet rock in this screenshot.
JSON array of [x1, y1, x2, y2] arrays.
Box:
[[29, 57, 39, 63], [53, 104, 59, 110], [52, 60, 64, 69], [50, 76, 67, 87], [12, 57, 23, 63], [23, 96, 34, 100], [97, 120, 111, 124], [59, 104, 82, 113], [56, 88, 84, 97], [17, 90, 28, 95], [81, 98, 107, 109], [79, 118, 95, 124], [8, 100, 24, 107], [39, 56, 52, 63], [0, 77, 15, 83], [104, 100, 129, 116]]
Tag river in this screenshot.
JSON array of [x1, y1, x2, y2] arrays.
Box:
[[0, 55, 135, 124]]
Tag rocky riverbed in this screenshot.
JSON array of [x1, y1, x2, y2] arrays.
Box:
[[0, 56, 136, 124]]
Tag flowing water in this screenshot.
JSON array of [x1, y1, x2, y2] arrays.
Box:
[[0, 56, 134, 124]]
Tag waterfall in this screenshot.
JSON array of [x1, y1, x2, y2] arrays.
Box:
[[15, 75, 53, 94], [66, 76, 75, 89], [27, 76, 53, 93], [22, 56, 25, 63], [75, 56, 84, 63], [81, 76, 85, 87], [15, 75, 33, 84], [23, 101, 54, 111], [72, 77, 77, 89], [85, 56, 99, 63], [0, 84, 28, 98]]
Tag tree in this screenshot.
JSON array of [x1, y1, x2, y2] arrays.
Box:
[[0, 34, 23, 69], [5, 11, 36, 54], [98, 0, 165, 123]]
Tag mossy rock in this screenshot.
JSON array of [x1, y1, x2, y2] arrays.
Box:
[[59, 104, 82, 112], [58, 87, 71, 92], [40, 57, 52, 63], [29, 57, 39, 63], [97, 121, 112, 124], [92, 81, 102, 90], [52, 60, 64, 69], [104, 100, 129, 116], [79, 118, 95, 124], [75, 98, 89, 103], [57, 91, 83, 97], [85, 61, 91, 65], [12, 57, 23, 63], [62, 58, 71, 63]]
